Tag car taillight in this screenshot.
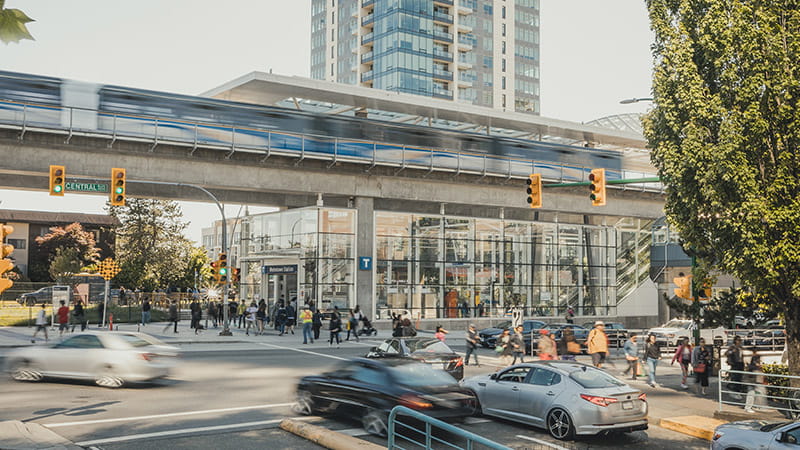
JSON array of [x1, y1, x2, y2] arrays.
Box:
[[638, 393, 647, 402], [580, 394, 619, 407], [399, 394, 433, 410], [139, 353, 155, 361], [453, 357, 463, 368]]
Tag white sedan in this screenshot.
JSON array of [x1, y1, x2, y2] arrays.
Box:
[[5, 331, 179, 388]]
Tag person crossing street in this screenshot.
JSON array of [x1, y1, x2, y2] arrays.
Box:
[[300, 306, 314, 344]]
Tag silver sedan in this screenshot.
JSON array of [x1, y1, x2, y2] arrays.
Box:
[[711, 420, 800, 449], [5, 331, 179, 388], [460, 360, 648, 440]]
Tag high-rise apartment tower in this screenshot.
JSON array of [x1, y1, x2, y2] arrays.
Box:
[[310, 0, 540, 114]]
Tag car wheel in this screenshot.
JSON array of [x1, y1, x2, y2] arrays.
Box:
[[546, 408, 575, 440], [362, 407, 388, 437], [293, 390, 315, 415], [95, 366, 124, 388], [467, 390, 483, 416], [10, 359, 43, 382]]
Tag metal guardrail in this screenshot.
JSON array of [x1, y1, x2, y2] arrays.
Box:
[[718, 369, 800, 418], [388, 405, 510, 450], [0, 99, 661, 189]]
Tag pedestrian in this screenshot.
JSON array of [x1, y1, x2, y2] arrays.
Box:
[[465, 324, 479, 366], [270, 301, 279, 330], [32, 303, 49, 343], [163, 300, 178, 334], [392, 314, 403, 337], [744, 354, 766, 413], [312, 308, 323, 340], [497, 329, 513, 366], [244, 301, 257, 335], [691, 337, 712, 395], [509, 325, 525, 364], [300, 306, 314, 344], [97, 300, 105, 327], [71, 299, 86, 332], [190, 299, 202, 334], [276, 303, 288, 336], [558, 328, 581, 361], [400, 318, 417, 337], [644, 334, 661, 387], [329, 312, 342, 347], [727, 336, 745, 399], [622, 334, 639, 380], [587, 321, 609, 368], [208, 301, 218, 328], [57, 300, 70, 337], [435, 326, 448, 342], [141, 299, 151, 326], [537, 329, 557, 360], [285, 301, 296, 335], [237, 301, 247, 328], [256, 302, 267, 335], [229, 300, 238, 327], [671, 337, 694, 389], [346, 310, 360, 342], [565, 305, 575, 324]]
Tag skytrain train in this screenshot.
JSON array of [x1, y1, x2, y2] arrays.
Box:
[[0, 70, 624, 179]]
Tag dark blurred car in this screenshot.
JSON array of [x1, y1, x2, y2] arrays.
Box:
[[294, 358, 476, 436], [583, 322, 628, 348], [367, 337, 465, 380], [478, 320, 547, 349], [17, 286, 54, 306]]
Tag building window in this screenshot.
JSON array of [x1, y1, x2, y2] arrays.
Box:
[[331, 63, 334, 76], [502, 40, 506, 54], [502, 6, 506, 18], [501, 76, 506, 89], [502, 93, 507, 108], [331, 46, 335, 58], [483, 4, 493, 14], [332, 11, 335, 24], [501, 58, 506, 72], [7, 238, 25, 250], [502, 23, 506, 37], [482, 56, 493, 68]]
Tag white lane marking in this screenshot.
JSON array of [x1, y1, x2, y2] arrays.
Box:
[[463, 417, 491, 424], [44, 402, 294, 428], [335, 427, 369, 436], [516, 434, 570, 450], [75, 416, 313, 446], [255, 342, 348, 361]]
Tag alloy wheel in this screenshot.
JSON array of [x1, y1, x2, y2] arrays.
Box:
[[10, 360, 42, 382], [547, 408, 574, 440]]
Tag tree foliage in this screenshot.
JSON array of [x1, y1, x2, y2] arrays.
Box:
[[30, 223, 100, 282], [49, 247, 83, 285], [666, 288, 758, 329], [644, 1, 800, 376], [109, 199, 195, 291], [0, 1, 33, 44]]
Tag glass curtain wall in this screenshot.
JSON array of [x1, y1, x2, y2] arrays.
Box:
[[375, 212, 617, 320]]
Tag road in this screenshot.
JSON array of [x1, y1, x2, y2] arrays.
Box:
[[0, 335, 709, 449]]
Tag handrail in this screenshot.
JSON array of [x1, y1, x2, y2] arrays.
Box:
[[718, 369, 800, 417], [387, 405, 510, 450]]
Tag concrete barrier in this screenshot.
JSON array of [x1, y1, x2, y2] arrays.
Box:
[[279, 418, 383, 450], [659, 415, 727, 441]]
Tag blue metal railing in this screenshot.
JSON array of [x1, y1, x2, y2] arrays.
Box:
[[388, 405, 510, 450]]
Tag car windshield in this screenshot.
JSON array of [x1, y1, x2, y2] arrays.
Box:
[[488, 321, 511, 330], [663, 320, 691, 329], [760, 422, 791, 432], [407, 339, 452, 354], [390, 363, 457, 387], [569, 367, 626, 388]]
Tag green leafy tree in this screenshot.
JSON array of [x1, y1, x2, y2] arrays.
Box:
[[49, 247, 83, 285], [30, 223, 101, 282], [666, 288, 758, 329], [644, 1, 800, 376], [175, 246, 213, 289], [109, 199, 193, 291], [0, 1, 33, 44]]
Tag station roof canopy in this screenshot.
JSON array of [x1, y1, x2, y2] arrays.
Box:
[[203, 71, 648, 153]]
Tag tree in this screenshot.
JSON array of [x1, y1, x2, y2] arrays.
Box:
[[666, 288, 758, 329], [644, 1, 800, 377], [49, 247, 83, 285], [175, 246, 214, 290], [30, 223, 101, 282], [109, 199, 193, 291], [0, 1, 33, 44]]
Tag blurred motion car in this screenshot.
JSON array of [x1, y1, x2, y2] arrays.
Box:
[[5, 332, 179, 388], [461, 361, 648, 440], [711, 420, 800, 449], [294, 358, 476, 436], [366, 337, 464, 380]]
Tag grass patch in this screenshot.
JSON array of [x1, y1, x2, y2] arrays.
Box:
[[0, 302, 168, 326]]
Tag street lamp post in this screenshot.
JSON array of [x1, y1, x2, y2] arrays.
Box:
[[619, 97, 654, 104]]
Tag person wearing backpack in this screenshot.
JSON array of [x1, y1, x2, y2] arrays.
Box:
[[346, 310, 360, 342], [276, 303, 288, 336]]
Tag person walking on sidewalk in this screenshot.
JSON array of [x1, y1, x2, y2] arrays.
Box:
[[558, 328, 581, 361], [727, 336, 745, 399], [141, 299, 151, 326], [57, 300, 70, 337], [285, 301, 296, 335], [329, 313, 342, 347], [163, 300, 179, 334], [71, 299, 86, 332], [691, 337, 712, 395], [671, 337, 694, 389], [744, 354, 766, 413], [465, 324, 479, 366], [312, 308, 323, 340], [32, 303, 49, 343], [346, 310, 360, 342], [587, 321, 609, 368], [189, 299, 202, 334], [244, 301, 257, 336], [256, 303, 267, 336], [300, 306, 314, 344], [537, 329, 557, 360], [237, 301, 247, 328], [644, 334, 661, 387], [498, 329, 513, 366], [622, 334, 639, 380]]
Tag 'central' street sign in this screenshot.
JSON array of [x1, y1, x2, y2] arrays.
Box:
[[66, 182, 109, 193]]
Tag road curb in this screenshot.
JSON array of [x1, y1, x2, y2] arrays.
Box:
[[0, 420, 82, 450], [279, 418, 383, 450], [659, 415, 726, 441]]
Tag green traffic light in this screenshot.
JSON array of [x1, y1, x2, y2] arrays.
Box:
[[53, 185, 63, 193], [115, 187, 124, 194], [219, 268, 228, 275]]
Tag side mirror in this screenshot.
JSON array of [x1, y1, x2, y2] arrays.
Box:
[[489, 373, 497, 381], [369, 346, 381, 353], [776, 432, 786, 443]]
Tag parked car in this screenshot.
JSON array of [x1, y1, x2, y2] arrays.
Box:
[[647, 319, 696, 347], [366, 337, 464, 380], [294, 358, 476, 436], [17, 286, 54, 306], [5, 331, 179, 388], [461, 361, 648, 440], [478, 320, 547, 349], [712, 420, 800, 449], [582, 322, 628, 348]]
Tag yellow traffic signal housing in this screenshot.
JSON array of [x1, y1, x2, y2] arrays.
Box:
[[218, 253, 228, 284], [49, 165, 65, 196], [526, 174, 542, 208], [673, 275, 693, 300], [110, 168, 127, 206], [589, 168, 607, 206], [0, 224, 14, 294], [210, 260, 221, 284]]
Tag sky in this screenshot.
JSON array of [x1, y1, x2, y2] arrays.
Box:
[[0, 0, 655, 243]]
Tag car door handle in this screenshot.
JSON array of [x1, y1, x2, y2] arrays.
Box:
[[478, 382, 486, 387], [511, 386, 519, 391], [546, 391, 555, 396]]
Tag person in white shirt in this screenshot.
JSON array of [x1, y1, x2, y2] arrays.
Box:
[[245, 302, 257, 336], [31, 303, 49, 343]]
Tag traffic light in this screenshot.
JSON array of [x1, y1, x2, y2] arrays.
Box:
[[0, 224, 14, 294], [49, 165, 65, 196], [697, 279, 712, 301], [588, 168, 606, 206], [673, 274, 693, 300], [526, 174, 542, 208], [210, 260, 220, 284], [217, 253, 228, 284], [110, 168, 126, 206]]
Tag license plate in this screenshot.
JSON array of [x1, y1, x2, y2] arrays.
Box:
[[622, 401, 633, 410]]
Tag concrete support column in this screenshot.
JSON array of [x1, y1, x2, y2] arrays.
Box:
[[355, 197, 375, 321]]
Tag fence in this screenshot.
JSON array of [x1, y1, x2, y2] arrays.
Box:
[[387, 405, 510, 450], [718, 369, 800, 419]]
